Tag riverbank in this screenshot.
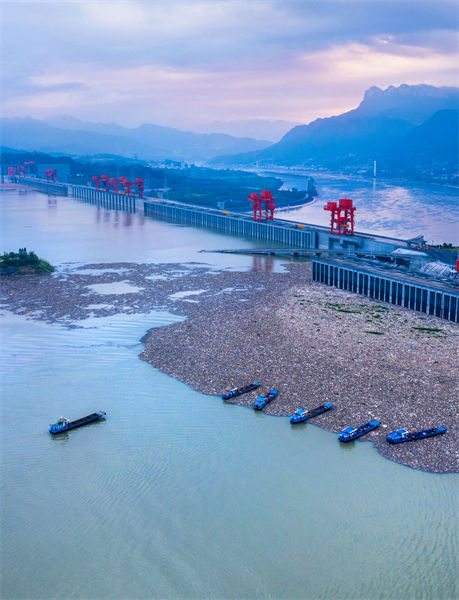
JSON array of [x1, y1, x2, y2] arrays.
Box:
[[0, 260, 456, 472]]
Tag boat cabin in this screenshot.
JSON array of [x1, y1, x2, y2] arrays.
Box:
[[49, 418, 69, 433], [387, 429, 409, 442], [340, 427, 356, 438]]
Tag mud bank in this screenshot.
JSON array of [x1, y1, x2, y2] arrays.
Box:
[[1, 260, 457, 473]]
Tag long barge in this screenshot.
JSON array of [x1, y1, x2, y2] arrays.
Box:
[[338, 420, 381, 442], [254, 389, 278, 410], [49, 411, 106, 434], [387, 426, 446, 444], [290, 403, 333, 423], [222, 382, 260, 400]]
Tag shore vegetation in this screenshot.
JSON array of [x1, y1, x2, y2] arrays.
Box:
[[0, 248, 54, 276]]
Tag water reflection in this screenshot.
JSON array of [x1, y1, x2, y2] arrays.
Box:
[[0, 189, 289, 270], [251, 255, 274, 272]]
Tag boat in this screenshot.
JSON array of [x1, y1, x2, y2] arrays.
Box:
[[338, 420, 381, 442], [49, 411, 107, 434], [254, 389, 278, 410], [222, 382, 260, 400], [386, 426, 447, 444], [290, 403, 333, 423]]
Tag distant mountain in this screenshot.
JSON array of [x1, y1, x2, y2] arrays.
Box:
[[351, 84, 459, 125], [211, 84, 459, 169], [190, 119, 299, 142], [44, 116, 128, 137], [1, 118, 149, 157], [0, 117, 271, 162], [0, 146, 23, 154], [394, 109, 459, 165]]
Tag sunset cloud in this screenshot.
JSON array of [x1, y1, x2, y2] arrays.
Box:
[[2, 0, 458, 128]]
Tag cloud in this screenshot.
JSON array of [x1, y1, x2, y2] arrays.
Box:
[[298, 39, 459, 83], [1, 0, 458, 126]]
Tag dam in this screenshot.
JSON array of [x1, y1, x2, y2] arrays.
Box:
[[14, 176, 411, 253], [10, 176, 459, 321]]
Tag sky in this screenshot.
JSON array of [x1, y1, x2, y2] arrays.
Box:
[[1, 0, 458, 131]]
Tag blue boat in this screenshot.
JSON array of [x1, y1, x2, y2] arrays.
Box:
[[254, 389, 278, 410], [338, 420, 381, 442], [49, 411, 106, 434], [290, 403, 333, 423], [387, 426, 447, 444], [222, 382, 260, 400]]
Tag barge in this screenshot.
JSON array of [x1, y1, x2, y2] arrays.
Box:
[[254, 389, 278, 410], [387, 426, 446, 444], [222, 382, 260, 400], [338, 420, 381, 442], [290, 403, 333, 423], [49, 411, 106, 434]]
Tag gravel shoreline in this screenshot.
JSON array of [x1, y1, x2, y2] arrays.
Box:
[[1, 260, 457, 473]]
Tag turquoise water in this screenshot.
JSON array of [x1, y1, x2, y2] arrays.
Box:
[[1, 189, 458, 599]]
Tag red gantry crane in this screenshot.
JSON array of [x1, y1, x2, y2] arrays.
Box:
[[44, 169, 56, 183], [248, 190, 276, 222], [100, 174, 109, 191], [324, 197, 356, 235], [118, 177, 132, 195], [133, 178, 144, 197], [249, 192, 262, 221], [108, 178, 118, 193], [261, 190, 276, 221], [91, 174, 143, 196]]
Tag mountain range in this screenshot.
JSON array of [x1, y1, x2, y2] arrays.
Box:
[[190, 119, 298, 142], [211, 84, 459, 171], [1, 84, 457, 174], [0, 116, 271, 162]]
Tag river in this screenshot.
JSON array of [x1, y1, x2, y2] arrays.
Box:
[[270, 170, 459, 245], [1, 188, 457, 599]]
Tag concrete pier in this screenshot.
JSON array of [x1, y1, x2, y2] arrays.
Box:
[[144, 199, 314, 247], [312, 258, 459, 322], [20, 177, 68, 196], [70, 184, 136, 212]]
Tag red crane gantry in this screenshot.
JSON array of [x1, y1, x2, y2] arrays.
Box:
[[44, 169, 56, 183], [324, 198, 356, 235], [248, 190, 276, 221], [91, 174, 144, 197]]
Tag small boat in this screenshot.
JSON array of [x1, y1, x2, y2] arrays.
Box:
[[49, 411, 106, 434], [222, 382, 260, 400], [387, 426, 447, 444], [338, 420, 381, 442], [254, 389, 278, 410], [290, 403, 333, 423]]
